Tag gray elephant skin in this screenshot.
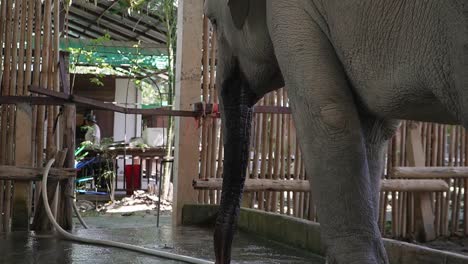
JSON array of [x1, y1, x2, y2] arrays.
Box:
[[203, 0, 467, 263]]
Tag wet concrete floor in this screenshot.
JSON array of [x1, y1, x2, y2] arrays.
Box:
[[0, 215, 324, 264]]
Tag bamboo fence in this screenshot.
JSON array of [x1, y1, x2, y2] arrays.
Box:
[[197, 23, 468, 239], [0, 0, 65, 232]]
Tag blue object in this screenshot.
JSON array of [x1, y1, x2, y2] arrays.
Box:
[[75, 157, 97, 169], [76, 190, 108, 195], [76, 177, 94, 183]]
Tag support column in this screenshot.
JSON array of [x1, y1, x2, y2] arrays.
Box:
[[406, 122, 436, 241], [58, 104, 75, 230], [172, 0, 204, 226], [11, 103, 33, 230]]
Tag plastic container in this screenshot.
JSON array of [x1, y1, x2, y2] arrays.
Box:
[[124, 164, 141, 195]]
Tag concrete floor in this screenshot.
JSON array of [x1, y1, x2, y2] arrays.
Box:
[[0, 215, 324, 264]]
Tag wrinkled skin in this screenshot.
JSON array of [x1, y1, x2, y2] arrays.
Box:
[[205, 0, 467, 263]]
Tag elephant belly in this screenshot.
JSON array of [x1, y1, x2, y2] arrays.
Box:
[[353, 78, 458, 124]]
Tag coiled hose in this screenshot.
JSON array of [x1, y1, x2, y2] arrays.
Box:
[[42, 159, 214, 264]]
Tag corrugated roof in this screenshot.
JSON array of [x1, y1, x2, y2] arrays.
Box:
[[67, 0, 168, 44]]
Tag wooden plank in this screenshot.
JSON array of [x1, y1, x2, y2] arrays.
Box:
[[172, 0, 204, 226], [11, 104, 33, 230]]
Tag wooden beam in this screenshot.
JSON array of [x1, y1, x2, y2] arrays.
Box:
[[391, 167, 468, 179], [193, 102, 291, 116], [193, 178, 449, 193], [0, 166, 75, 179], [0, 96, 66, 105], [380, 180, 449, 192], [172, 0, 204, 226], [29, 85, 69, 100], [126, 108, 198, 117], [29, 86, 200, 116]]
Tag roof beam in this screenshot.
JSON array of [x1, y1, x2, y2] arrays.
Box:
[[82, 1, 167, 43], [68, 6, 159, 43], [68, 12, 134, 41], [67, 15, 130, 41], [66, 22, 107, 39], [74, 0, 167, 35]]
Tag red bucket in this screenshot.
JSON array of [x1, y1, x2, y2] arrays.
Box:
[[124, 165, 141, 195]]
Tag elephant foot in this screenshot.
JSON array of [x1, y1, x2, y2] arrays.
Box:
[[325, 234, 389, 264], [214, 222, 236, 264]]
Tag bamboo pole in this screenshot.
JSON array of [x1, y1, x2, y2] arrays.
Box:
[[299, 151, 305, 219], [2, 0, 13, 93], [198, 16, 210, 204], [258, 96, 269, 210], [215, 128, 223, 204], [265, 93, 276, 212], [36, 0, 46, 168], [205, 117, 213, 203], [430, 124, 438, 237], [0, 0, 9, 234], [286, 115, 293, 215], [41, 0, 53, 161], [249, 112, 261, 208], [391, 190, 398, 237], [3, 0, 22, 233], [279, 90, 286, 214], [454, 127, 464, 233], [465, 129, 468, 236], [208, 124, 217, 204], [24, 0, 34, 95], [451, 127, 460, 234], [32, 0, 41, 87], [25, 0, 35, 170], [293, 138, 300, 217], [208, 29, 217, 205], [17, 0, 27, 95], [53, 0, 60, 94], [32, 0, 42, 208], [0, 0, 6, 80], [10, 0, 21, 95], [271, 90, 282, 213]]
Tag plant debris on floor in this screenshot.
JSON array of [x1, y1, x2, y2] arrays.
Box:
[[76, 190, 172, 215]]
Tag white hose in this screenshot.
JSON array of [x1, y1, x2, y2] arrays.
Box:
[[72, 200, 89, 229], [42, 159, 214, 264]]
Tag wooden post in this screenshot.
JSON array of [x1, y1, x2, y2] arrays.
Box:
[[172, 0, 204, 226], [11, 105, 33, 230], [406, 122, 436, 241], [58, 104, 75, 230]]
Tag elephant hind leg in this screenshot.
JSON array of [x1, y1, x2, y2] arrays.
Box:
[[361, 116, 400, 222], [268, 2, 389, 263]]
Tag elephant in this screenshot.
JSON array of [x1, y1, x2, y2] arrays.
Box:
[[204, 0, 467, 263]]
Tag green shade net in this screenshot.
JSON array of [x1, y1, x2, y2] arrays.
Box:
[[60, 38, 169, 70]]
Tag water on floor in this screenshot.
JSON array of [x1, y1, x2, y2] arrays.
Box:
[[0, 215, 324, 264]]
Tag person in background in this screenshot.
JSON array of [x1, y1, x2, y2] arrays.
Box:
[[84, 113, 101, 146]]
